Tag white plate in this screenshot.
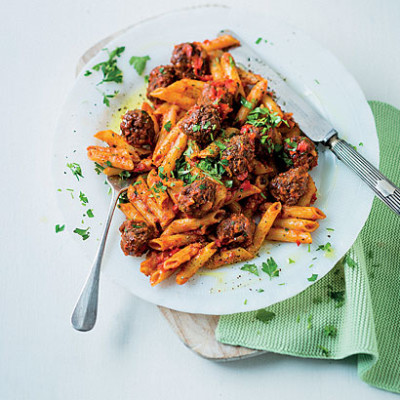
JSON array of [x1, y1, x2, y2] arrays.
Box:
[[53, 5, 378, 315]]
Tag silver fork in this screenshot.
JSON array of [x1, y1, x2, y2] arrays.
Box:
[[71, 175, 132, 332]]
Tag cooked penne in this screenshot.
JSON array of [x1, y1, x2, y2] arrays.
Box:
[[150, 268, 175, 286], [176, 242, 217, 284], [87, 146, 134, 170], [266, 228, 312, 244], [163, 243, 203, 270], [150, 79, 205, 109], [205, 247, 254, 270], [103, 166, 124, 176], [237, 67, 263, 86], [273, 217, 319, 232], [94, 130, 141, 161], [226, 183, 261, 204], [281, 205, 326, 220], [162, 209, 226, 236], [155, 105, 179, 154], [220, 52, 245, 97], [236, 79, 269, 124], [262, 94, 283, 118], [209, 51, 224, 80], [160, 132, 188, 175], [202, 35, 240, 52], [149, 233, 202, 251], [153, 125, 181, 166], [249, 202, 281, 253], [118, 202, 145, 222]]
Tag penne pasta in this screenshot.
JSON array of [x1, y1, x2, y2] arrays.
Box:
[[220, 52, 245, 97], [94, 130, 141, 161], [87, 146, 134, 170], [262, 94, 283, 118], [297, 176, 317, 206], [266, 228, 312, 244], [163, 243, 203, 270], [176, 242, 217, 284], [205, 247, 254, 270], [162, 209, 226, 236], [273, 217, 319, 232], [149, 233, 202, 251], [160, 132, 188, 175], [281, 205, 326, 220], [236, 79, 269, 124], [249, 202, 282, 254], [118, 202, 145, 222], [202, 35, 240, 52]]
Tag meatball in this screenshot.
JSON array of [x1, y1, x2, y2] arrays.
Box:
[[221, 135, 255, 181], [119, 220, 157, 256], [146, 65, 177, 104], [216, 214, 255, 248], [177, 178, 217, 217], [269, 167, 309, 205], [170, 42, 208, 79], [198, 79, 237, 119], [181, 104, 221, 147], [120, 109, 155, 148], [283, 136, 318, 170], [241, 124, 282, 158]]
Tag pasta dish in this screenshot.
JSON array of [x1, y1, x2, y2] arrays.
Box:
[[87, 34, 326, 286]]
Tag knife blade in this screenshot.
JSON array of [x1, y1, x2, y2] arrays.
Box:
[[218, 29, 400, 215]]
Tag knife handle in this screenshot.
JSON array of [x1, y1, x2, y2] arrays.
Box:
[[328, 135, 400, 215]]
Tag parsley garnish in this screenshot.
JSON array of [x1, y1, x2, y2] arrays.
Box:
[[118, 191, 129, 204], [91, 46, 125, 85], [215, 141, 227, 151], [129, 55, 151, 75], [101, 90, 119, 107], [316, 242, 333, 254], [73, 227, 90, 241], [119, 170, 131, 180], [224, 180, 233, 188], [241, 263, 259, 276], [67, 163, 83, 181], [55, 224, 65, 233], [317, 345, 330, 357], [79, 191, 88, 205], [314, 79, 320, 85], [257, 289, 265, 293], [326, 228, 335, 231], [84, 70, 92, 76], [307, 273, 318, 282], [144, 74, 149, 83], [344, 254, 357, 268], [246, 106, 288, 130], [261, 257, 280, 279], [228, 56, 235, 68], [255, 309, 276, 323], [244, 299, 248, 305], [255, 37, 262, 44], [240, 97, 254, 109], [288, 258, 295, 264], [94, 162, 104, 174], [86, 209, 94, 218], [324, 325, 337, 337], [164, 120, 172, 132]]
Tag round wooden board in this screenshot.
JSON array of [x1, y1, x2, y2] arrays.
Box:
[[76, 24, 263, 361]]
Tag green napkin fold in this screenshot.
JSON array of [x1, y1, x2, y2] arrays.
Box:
[[216, 101, 400, 394]]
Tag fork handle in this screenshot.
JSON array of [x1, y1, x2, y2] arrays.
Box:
[[328, 135, 400, 215], [71, 189, 121, 331]]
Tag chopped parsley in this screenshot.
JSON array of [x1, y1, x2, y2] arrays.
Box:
[[241, 263, 259, 276], [101, 90, 119, 107], [317, 242, 333, 254], [326, 228, 335, 232], [91, 46, 125, 85], [144, 74, 149, 83], [119, 170, 132, 180], [314, 79, 320, 85], [240, 97, 254, 109], [255, 309, 276, 323], [215, 141, 227, 151], [255, 37, 262, 44], [324, 325, 337, 337], [67, 163, 83, 181], [244, 299, 248, 305], [257, 289, 265, 293], [344, 254, 357, 268], [288, 258, 295, 264], [307, 273, 318, 282], [86, 209, 94, 218], [118, 191, 129, 204], [94, 162, 104, 174], [224, 180, 233, 188], [196, 157, 227, 185], [73, 227, 90, 241], [129, 55, 151, 75], [317, 345, 330, 357], [164, 120, 172, 132], [84, 70, 92, 76], [55, 224, 65, 233], [228, 56, 236, 68], [261, 257, 280, 279], [246, 106, 288, 130], [79, 191, 88, 205]]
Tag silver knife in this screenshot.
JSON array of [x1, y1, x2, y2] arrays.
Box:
[[219, 29, 400, 215]]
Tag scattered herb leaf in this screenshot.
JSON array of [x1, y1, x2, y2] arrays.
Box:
[[256, 309, 276, 323]]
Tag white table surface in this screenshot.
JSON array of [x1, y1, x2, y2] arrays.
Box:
[[1, 0, 399, 399]]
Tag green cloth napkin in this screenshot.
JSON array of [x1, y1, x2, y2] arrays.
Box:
[[216, 101, 400, 394]]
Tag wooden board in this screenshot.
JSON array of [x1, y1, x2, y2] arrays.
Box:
[[76, 28, 263, 361]]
